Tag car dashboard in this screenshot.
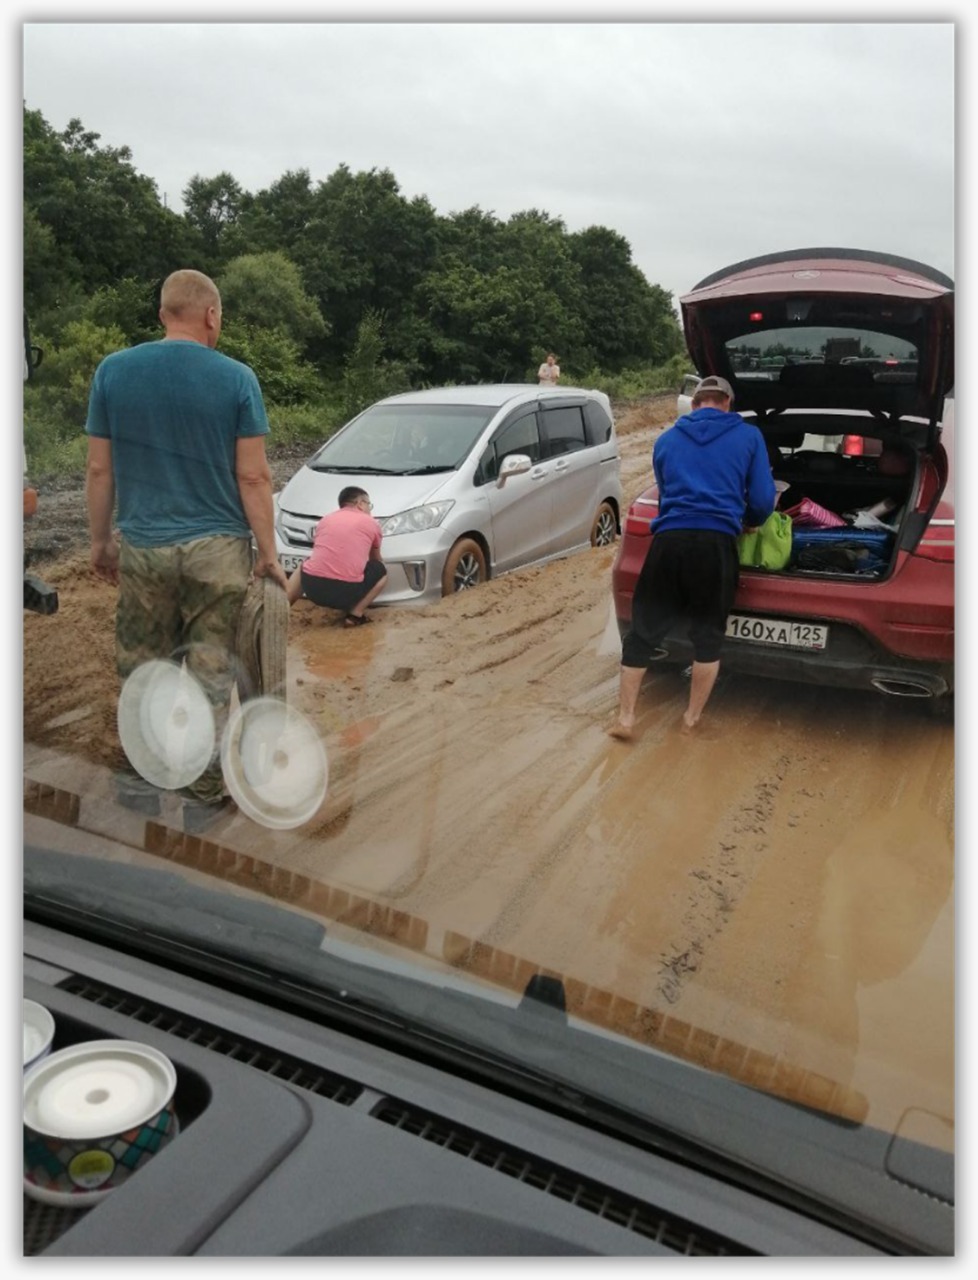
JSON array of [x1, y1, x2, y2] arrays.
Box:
[[23, 909, 909, 1258]]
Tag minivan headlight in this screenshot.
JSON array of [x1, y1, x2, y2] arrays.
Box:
[[381, 501, 454, 536]]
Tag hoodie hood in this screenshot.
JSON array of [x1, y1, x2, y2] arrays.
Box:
[[673, 407, 745, 445]]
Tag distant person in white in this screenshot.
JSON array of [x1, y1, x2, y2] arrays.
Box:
[[538, 353, 560, 387]]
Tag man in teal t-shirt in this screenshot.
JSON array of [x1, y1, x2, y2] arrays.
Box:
[[85, 268, 288, 828]]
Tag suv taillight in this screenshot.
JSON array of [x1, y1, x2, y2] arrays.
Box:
[[842, 435, 864, 456]]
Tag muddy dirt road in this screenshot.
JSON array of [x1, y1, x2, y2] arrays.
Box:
[[23, 395, 954, 1145]]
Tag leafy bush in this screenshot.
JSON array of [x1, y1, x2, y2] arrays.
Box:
[[23, 319, 128, 471], [218, 321, 325, 405], [85, 278, 161, 345], [266, 399, 344, 449], [23, 425, 88, 481], [560, 354, 690, 401]]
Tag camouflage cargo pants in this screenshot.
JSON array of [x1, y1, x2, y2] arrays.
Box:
[[117, 535, 252, 803]]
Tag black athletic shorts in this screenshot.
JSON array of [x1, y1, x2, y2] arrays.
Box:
[[300, 558, 386, 612], [620, 529, 739, 667]]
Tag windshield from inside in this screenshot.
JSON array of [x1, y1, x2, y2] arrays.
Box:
[[311, 403, 496, 473], [23, 305, 953, 1252]]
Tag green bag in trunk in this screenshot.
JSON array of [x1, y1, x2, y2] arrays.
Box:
[[737, 510, 793, 570]]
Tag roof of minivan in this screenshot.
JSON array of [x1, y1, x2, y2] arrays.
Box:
[[378, 384, 605, 408]]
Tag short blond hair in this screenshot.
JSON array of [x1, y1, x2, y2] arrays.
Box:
[[160, 269, 220, 319]]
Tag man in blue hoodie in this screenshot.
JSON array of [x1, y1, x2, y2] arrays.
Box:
[[609, 375, 775, 739]]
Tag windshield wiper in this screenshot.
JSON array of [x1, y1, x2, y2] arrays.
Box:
[[400, 465, 455, 475], [310, 464, 400, 475]]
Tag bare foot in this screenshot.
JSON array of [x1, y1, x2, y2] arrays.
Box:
[[607, 720, 636, 742], [680, 712, 699, 734]]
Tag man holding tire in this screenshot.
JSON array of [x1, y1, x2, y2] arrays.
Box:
[[85, 268, 287, 830]]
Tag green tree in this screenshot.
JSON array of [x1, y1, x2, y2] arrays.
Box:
[[236, 169, 317, 254], [415, 207, 589, 382], [182, 171, 246, 264], [24, 108, 193, 313], [218, 251, 328, 345], [569, 226, 683, 371], [340, 309, 411, 420], [291, 164, 440, 367], [24, 204, 79, 320]]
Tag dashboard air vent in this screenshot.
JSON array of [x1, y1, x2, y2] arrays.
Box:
[[374, 1101, 751, 1255], [58, 976, 362, 1105]]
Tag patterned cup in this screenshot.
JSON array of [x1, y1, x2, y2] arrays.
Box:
[[24, 1040, 178, 1208]]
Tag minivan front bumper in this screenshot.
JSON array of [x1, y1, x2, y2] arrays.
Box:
[[275, 527, 460, 606]]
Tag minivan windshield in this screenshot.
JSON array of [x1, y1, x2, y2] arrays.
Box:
[[310, 403, 496, 473]]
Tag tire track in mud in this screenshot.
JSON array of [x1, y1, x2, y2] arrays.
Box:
[[656, 753, 793, 1005]]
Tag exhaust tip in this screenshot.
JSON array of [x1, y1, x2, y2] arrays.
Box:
[[871, 677, 939, 699]]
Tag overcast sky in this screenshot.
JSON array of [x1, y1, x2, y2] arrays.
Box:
[[18, 5, 957, 308]]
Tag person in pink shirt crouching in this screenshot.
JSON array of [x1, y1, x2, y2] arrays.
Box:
[[286, 486, 387, 626]]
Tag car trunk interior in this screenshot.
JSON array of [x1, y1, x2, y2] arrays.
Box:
[[757, 417, 919, 580]]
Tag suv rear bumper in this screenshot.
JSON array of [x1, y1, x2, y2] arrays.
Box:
[[612, 539, 953, 666], [613, 616, 952, 698]]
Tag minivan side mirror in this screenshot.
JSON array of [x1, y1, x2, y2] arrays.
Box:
[[497, 453, 532, 486]]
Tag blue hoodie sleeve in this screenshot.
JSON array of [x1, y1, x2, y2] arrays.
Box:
[[744, 432, 777, 527], [652, 434, 665, 495]]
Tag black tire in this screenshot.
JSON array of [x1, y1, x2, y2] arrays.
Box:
[[590, 501, 618, 547], [236, 577, 289, 701], [441, 538, 487, 595], [258, 577, 289, 700]]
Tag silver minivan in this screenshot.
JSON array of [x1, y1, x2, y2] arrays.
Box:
[[274, 384, 623, 605]]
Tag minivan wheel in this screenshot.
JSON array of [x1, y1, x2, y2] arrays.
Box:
[[590, 502, 617, 547], [441, 538, 487, 595]]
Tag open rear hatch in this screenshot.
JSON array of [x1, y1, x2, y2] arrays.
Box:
[[679, 249, 954, 579]]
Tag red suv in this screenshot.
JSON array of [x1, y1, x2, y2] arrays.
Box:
[[611, 249, 954, 708]]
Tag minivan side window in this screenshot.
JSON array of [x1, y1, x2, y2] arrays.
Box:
[[583, 399, 613, 446], [541, 405, 588, 458], [477, 411, 541, 483]]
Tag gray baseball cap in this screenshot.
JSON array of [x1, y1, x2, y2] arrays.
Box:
[[694, 375, 734, 400]]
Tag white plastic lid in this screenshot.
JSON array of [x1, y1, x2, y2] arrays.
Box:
[[24, 1040, 176, 1139], [221, 697, 328, 830], [118, 659, 216, 790], [23, 1000, 55, 1065]]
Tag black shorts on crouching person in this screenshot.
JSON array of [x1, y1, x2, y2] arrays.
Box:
[[620, 529, 739, 667], [300, 558, 386, 611]]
